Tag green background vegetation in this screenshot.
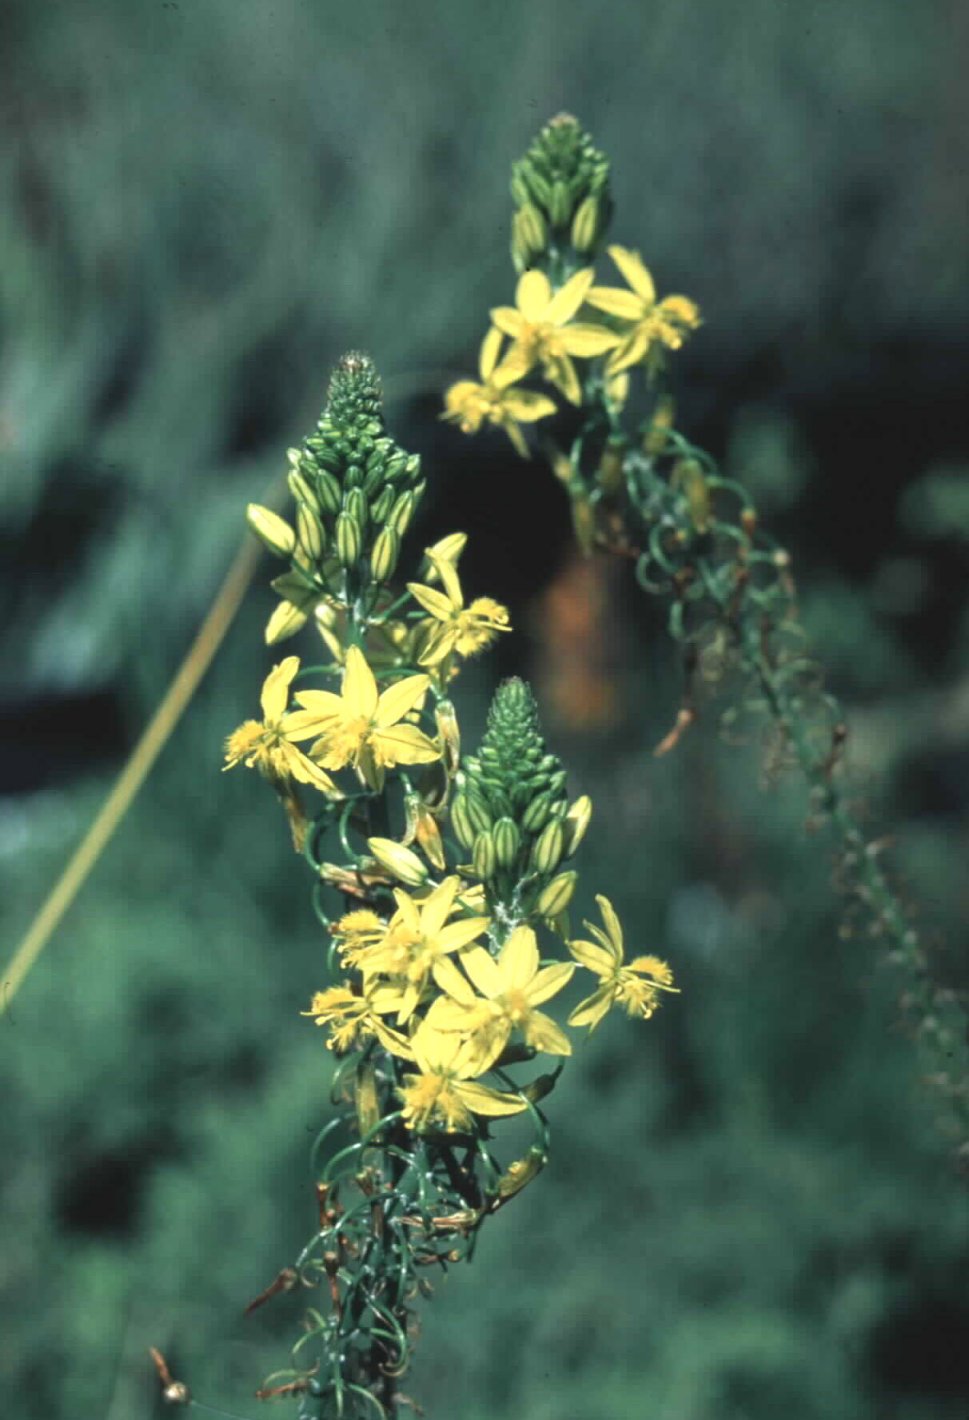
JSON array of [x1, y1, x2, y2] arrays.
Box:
[[2, 3, 967, 1417]]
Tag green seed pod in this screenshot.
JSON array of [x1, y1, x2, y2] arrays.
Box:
[[549, 179, 571, 228], [369, 525, 400, 583], [536, 870, 577, 918], [387, 489, 418, 535], [530, 819, 565, 876], [315, 469, 343, 517], [369, 485, 395, 525], [335, 511, 362, 568], [521, 790, 554, 834], [296, 503, 326, 560], [344, 487, 369, 534], [472, 830, 497, 881], [570, 194, 600, 253], [563, 795, 592, 857], [449, 792, 477, 850], [246, 503, 296, 558], [492, 817, 520, 870]]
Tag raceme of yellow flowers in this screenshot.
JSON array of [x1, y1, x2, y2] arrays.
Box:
[[225, 350, 676, 1138]]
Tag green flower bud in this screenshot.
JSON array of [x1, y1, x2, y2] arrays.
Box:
[[288, 469, 321, 515], [536, 870, 577, 917], [344, 486, 369, 534], [296, 503, 326, 560], [369, 485, 395, 525], [517, 202, 547, 256], [521, 790, 554, 834], [472, 830, 497, 881], [465, 790, 493, 834], [570, 194, 600, 253], [387, 489, 419, 535], [246, 503, 296, 558], [563, 795, 592, 857], [530, 819, 565, 875], [510, 168, 530, 207], [367, 837, 428, 887], [335, 511, 362, 568], [435, 700, 461, 777], [344, 463, 364, 490], [492, 817, 521, 869], [315, 469, 343, 516], [369, 526, 400, 583], [449, 792, 477, 850], [549, 179, 571, 227]]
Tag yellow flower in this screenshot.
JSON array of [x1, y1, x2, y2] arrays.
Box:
[[586, 245, 701, 375], [567, 895, 677, 1030], [301, 981, 413, 1057], [443, 328, 556, 459], [223, 656, 338, 795], [429, 925, 574, 1072], [330, 909, 387, 968], [490, 268, 619, 405], [407, 558, 510, 668], [398, 1021, 527, 1133], [284, 645, 440, 791], [357, 876, 490, 1024]]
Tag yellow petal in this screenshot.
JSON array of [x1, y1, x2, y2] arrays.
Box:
[[419, 875, 460, 937], [342, 645, 379, 720], [594, 895, 625, 956], [548, 353, 582, 406], [436, 916, 491, 954], [283, 699, 344, 740], [454, 1080, 526, 1117], [524, 960, 575, 1007], [585, 286, 646, 321], [567, 983, 615, 1030], [460, 945, 503, 999], [502, 389, 557, 421], [374, 672, 430, 728], [265, 600, 310, 645], [280, 743, 339, 795], [444, 379, 485, 415], [545, 266, 594, 325], [260, 656, 300, 722], [523, 1010, 573, 1056], [559, 323, 621, 357], [568, 937, 616, 976], [498, 926, 539, 991], [407, 581, 454, 621], [608, 245, 656, 303], [516, 269, 553, 321], [606, 325, 651, 375], [490, 307, 524, 339], [372, 723, 441, 765], [430, 956, 477, 1006], [490, 344, 535, 389], [478, 326, 504, 380]]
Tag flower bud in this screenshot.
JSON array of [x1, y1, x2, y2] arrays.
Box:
[[369, 485, 395, 525], [472, 829, 497, 881], [316, 469, 343, 516], [435, 699, 461, 776], [387, 489, 419, 535], [672, 458, 711, 534], [369, 526, 400, 583], [296, 503, 326, 560], [596, 436, 626, 498], [570, 194, 600, 253], [643, 395, 676, 457], [247, 503, 296, 558], [414, 804, 447, 872], [521, 790, 553, 834], [563, 795, 592, 857], [335, 511, 362, 568], [344, 487, 369, 534], [518, 202, 547, 255], [492, 816, 520, 869], [264, 598, 310, 645], [288, 468, 321, 515], [530, 819, 565, 875], [536, 870, 577, 918], [465, 790, 493, 834], [449, 792, 477, 850], [344, 462, 364, 489], [496, 1145, 545, 1200], [367, 837, 428, 887], [549, 179, 571, 228]]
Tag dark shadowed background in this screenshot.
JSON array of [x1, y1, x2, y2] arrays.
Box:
[[2, 3, 968, 1417]]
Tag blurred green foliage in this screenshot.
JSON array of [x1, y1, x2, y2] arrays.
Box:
[[2, 2, 968, 1418]]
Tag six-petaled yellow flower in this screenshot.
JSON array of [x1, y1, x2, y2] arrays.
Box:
[[429, 924, 574, 1073], [407, 557, 511, 668], [443, 328, 556, 458], [301, 981, 413, 1057], [355, 876, 491, 1024], [284, 644, 440, 791], [490, 267, 619, 404], [568, 894, 677, 1030], [223, 656, 338, 794], [397, 1021, 528, 1133], [586, 245, 701, 374]]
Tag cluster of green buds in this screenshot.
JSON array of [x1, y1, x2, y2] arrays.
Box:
[[510, 111, 613, 279], [246, 352, 425, 643], [451, 678, 591, 929]]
